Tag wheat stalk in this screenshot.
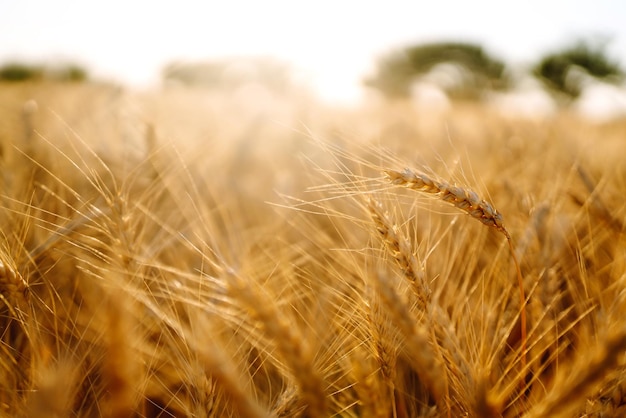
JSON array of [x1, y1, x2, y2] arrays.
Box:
[[191, 328, 272, 418], [525, 328, 626, 418], [368, 197, 477, 415], [226, 269, 327, 417], [367, 198, 430, 310], [373, 270, 450, 415], [383, 168, 528, 387]]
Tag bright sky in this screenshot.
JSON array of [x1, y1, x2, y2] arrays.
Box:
[[1, 0, 625, 103]]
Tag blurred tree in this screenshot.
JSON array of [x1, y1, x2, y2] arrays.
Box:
[[49, 64, 89, 82], [364, 42, 509, 100], [0, 62, 88, 82], [162, 57, 293, 94], [0, 63, 43, 81], [533, 40, 624, 98]]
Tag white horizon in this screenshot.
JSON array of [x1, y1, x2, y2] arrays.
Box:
[[1, 0, 625, 104]]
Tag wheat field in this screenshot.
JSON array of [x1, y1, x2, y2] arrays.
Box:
[[0, 81, 625, 417]]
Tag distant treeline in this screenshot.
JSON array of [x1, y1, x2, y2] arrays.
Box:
[[162, 56, 294, 94], [365, 39, 624, 100], [3, 37, 622, 102], [0, 62, 88, 82], [162, 38, 624, 103]]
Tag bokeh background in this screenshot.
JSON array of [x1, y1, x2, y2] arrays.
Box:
[[2, 0, 626, 119]]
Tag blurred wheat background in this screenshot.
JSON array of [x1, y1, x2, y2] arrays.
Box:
[[0, 78, 625, 417]]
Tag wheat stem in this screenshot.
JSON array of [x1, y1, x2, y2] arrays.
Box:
[[384, 168, 528, 389]]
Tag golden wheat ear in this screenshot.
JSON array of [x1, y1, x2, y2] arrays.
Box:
[[383, 167, 528, 386], [0, 259, 29, 314], [384, 168, 510, 238]]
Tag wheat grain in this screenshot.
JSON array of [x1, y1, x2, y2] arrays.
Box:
[[2, 79, 626, 417], [348, 344, 392, 418], [367, 290, 399, 385], [193, 333, 271, 418], [365, 288, 399, 416], [367, 198, 430, 309], [383, 167, 528, 393], [0, 259, 29, 312], [525, 328, 626, 418], [227, 270, 327, 418], [101, 290, 138, 418], [373, 270, 450, 415], [367, 196, 478, 415], [384, 168, 510, 238]]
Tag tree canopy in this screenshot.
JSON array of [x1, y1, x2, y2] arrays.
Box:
[[0, 62, 88, 83], [162, 57, 293, 93], [364, 42, 509, 99], [533, 40, 624, 98]]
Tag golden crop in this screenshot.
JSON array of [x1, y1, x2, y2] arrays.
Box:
[[1, 82, 625, 417]]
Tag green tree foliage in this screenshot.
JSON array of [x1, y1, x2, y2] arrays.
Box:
[[533, 40, 624, 98], [0, 63, 43, 81], [365, 42, 509, 99], [51, 64, 89, 82], [0, 62, 88, 83]]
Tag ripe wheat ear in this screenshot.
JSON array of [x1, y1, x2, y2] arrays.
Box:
[[383, 167, 528, 385], [384, 168, 509, 237]]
